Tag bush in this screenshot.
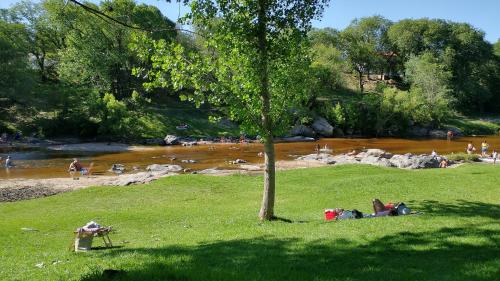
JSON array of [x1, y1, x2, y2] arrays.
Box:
[[445, 153, 480, 163]]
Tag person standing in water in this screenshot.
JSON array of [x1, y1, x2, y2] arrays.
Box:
[[481, 140, 489, 157], [5, 156, 13, 168], [447, 130, 454, 141], [315, 144, 320, 157]]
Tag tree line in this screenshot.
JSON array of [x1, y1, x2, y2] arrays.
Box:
[[0, 0, 176, 138], [1, 0, 500, 140], [307, 16, 500, 136]]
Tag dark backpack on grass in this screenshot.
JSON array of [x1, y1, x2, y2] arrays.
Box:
[[352, 209, 363, 219]]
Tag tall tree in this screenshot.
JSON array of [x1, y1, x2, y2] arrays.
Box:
[[133, 0, 329, 220], [0, 20, 33, 99], [494, 39, 500, 58], [47, 0, 176, 98], [340, 16, 391, 92], [7, 0, 63, 82]]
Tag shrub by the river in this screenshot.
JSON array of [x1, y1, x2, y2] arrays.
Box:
[[446, 153, 480, 162]]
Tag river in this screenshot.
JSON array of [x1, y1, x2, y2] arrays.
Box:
[[1, 136, 499, 179]]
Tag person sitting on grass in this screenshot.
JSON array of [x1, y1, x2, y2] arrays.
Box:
[[439, 159, 448, 168]]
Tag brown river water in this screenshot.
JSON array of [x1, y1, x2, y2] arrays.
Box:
[[1, 136, 500, 179]]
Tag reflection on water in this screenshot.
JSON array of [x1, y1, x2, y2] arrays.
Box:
[[1, 136, 500, 179]]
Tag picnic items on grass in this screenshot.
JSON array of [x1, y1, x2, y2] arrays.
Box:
[[325, 199, 414, 221], [73, 221, 112, 252]]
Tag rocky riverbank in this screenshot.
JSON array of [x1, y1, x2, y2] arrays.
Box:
[[0, 169, 178, 202], [0, 147, 482, 203], [296, 148, 457, 169]]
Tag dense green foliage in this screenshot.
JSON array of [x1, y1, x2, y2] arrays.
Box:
[[132, 0, 329, 220], [1, 0, 499, 139], [307, 17, 500, 136], [1, 164, 499, 280], [0, 0, 184, 139]]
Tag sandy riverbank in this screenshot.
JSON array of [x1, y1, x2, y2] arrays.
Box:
[[0, 159, 324, 202], [47, 142, 157, 152]]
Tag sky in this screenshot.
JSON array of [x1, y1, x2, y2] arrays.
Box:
[[1, 0, 499, 42]]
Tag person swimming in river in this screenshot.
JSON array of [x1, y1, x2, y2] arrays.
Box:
[[466, 143, 476, 155]]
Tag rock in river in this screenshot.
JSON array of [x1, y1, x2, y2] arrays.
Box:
[[146, 164, 183, 172], [164, 135, 180, 145]]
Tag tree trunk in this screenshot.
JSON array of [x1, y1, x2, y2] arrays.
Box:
[[358, 71, 364, 93], [257, 0, 275, 221]]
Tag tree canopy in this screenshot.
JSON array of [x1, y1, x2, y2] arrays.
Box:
[[133, 0, 329, 220]]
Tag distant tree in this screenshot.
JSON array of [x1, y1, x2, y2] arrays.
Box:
[[47, 0, 176, 98], [340, 16, 391, 92], [309, 28, 344, 94], [494, 39, 500, 57], [133, 0, 329, 220], [8, 0, 63, 82], [405, 53, 452, 125], [388, 19, 494, 112], [0, 20, 33, 99]]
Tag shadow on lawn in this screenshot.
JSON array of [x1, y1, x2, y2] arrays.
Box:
[[80, 223, 499, 281], [410, 199, 500, 219]]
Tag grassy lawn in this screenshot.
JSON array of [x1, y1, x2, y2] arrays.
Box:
[[1, 164, 499, 281], [446, 115, 500, 135]]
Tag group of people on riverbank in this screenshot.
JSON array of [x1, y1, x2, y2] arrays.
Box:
[[466, 140, 497, 164]]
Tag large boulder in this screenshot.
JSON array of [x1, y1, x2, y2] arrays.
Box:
[[333, 127, 345, 137], [389, 154, 441, 169], [359, 149, 390, 158], [112, 171, 173, 186], [297, 153, 337, 164], [143, 138, 165, 145], [428, 130, 447, 139], [109, 164, 125, 174], [330, 154, 359, 165], [446, 126, 463, 136], [290, 125, 316, 137], [275, 136, 316, 143], [146, 164, 183, 173], [164, 135, 180, 145], [389, 154, 414, 168], [359, 155, 393, 167], [312, 117, 334, 137], [408, 127, 429, 137], [410, 155, 441, 169]]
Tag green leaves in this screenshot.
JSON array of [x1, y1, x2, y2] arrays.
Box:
[[135, 0, 329, 137]]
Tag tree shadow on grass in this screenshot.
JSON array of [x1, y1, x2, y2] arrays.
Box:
[[409, 199, 500, 219], [80, 223, 499, 281]]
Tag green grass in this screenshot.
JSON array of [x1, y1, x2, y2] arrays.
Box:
[[446, 115, 500, 135], [1, 164, 499, 281]]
